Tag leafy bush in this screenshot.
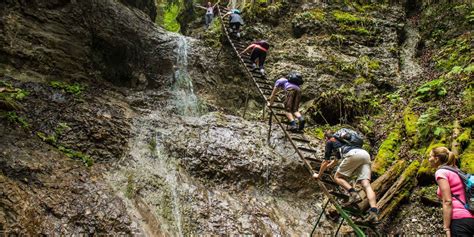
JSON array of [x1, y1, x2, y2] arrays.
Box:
[[416, 78, 447, 101], [416, 108, 446, 142], [163, 3, 181, 32], [50, 81, 85, 95]]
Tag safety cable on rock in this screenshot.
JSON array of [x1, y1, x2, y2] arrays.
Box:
[[217, 5, 367, 237]]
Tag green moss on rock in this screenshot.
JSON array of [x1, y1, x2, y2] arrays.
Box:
[[460, 140, 474, 173], [461, 114, 474, 127], [403, 107, 418, 138], [332, 10, 365, 24], [417, 141, 446, 178], [373, 129, 401, 176]]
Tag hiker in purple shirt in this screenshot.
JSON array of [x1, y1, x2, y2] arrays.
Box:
[[267, 72, 305, 132]]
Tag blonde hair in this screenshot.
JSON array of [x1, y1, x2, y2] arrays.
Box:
[[431, 146, 457, 167]]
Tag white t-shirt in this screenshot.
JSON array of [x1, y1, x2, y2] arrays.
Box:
[[206, 7, 213, 14]]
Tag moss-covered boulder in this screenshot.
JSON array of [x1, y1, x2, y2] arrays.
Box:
[[372, 129, 401, 176], [403, 106, 418, 138], [291, 8, 327, 38]]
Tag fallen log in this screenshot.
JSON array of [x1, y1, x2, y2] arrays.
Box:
[[377, 160, 420, 220], [357, 160, 407, 210]]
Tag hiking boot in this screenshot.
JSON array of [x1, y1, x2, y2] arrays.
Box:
[[260, 68, 265, 75], [287, 124, 298, 132], [343, 192, 362, 206], [251, 63, 257, 70], [298, 119, 305, 131], [364, 211, 379, 224]]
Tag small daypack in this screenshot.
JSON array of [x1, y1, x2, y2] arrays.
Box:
[[287, 72, 304, 86], [438, 166, 474, 213], [333, 128, 364, 148]]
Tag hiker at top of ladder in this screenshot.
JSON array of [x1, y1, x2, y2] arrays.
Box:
[[239, 40, 270, 75], [313, 129, 379, 224], [429, 146, 474, 237], [223, 9, 244, 38], [195, 1, 218, 29], [267, 72, 305, 133]]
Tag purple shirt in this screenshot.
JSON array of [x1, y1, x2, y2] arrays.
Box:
[[274, 78, 300, 91]]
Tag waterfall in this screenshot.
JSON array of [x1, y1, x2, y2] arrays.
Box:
[[171, 36, 205, 116]]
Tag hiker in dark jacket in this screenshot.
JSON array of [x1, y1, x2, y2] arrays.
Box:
[[313, 130, 379, 223], [240, 40, 269, 75], [225, 9, 244, 38], [429, 147, 474, 237], [267, 72, 305, 132]]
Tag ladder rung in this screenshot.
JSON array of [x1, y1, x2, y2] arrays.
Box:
[[298, 146, 317, 153], [304, 156, 321, 163], [330, 191, 349, 199], [321, 178, 338, 186], [269, 105, 284, 110], [291, 136, 310, 143]]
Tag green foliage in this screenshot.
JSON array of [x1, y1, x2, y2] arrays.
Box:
[[466, 9, 474, 23], [462, 85, 473, 112], [50, 81, 85, 95], [341, 25, 370, 35], [247, 2, 285, 23], [297, 8, 326, 21], [386, 91, 401, 103], [310, 127, 325, 140], [0, 82, 29, 110], [457, 128, 471, 148], [415, 78, 447, 101], [354, 77, 366, 85], [37, 131, 58, 144], [373, 129, 401, 176], [163, 3, 181, 32], [203, 17, 222, 48], [58, 146, 94, 167], [36, 122, 92, 166], [416, 108, 446, 143], [3, 111, 29, 129], [434, 33, 471, 72], [357, 55, 380, 74], [330, 34, 347, 44], [463, 64, 474, 74]]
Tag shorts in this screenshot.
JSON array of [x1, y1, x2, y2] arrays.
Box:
[[336, 148, 371, 181], [284, 89, 301, 113]]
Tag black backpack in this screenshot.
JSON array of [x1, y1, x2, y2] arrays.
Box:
[[333, 128, 364, 148], [287, 72, 304, 86], [256, 40, 270, 50], [438, 166, 474, 213]]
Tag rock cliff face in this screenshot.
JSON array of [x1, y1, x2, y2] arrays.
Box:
[[0, 0, 178, 234], [0, 0, 174, 88]]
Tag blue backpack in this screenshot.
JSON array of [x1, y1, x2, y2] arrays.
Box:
[[333, 128, 364, 148], [439, 165, 474, 213]]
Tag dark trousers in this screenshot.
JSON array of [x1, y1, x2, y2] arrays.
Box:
[[250, 48, 266, 69], [451, 218, 474, 237], [229, 22, 241, 32]]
